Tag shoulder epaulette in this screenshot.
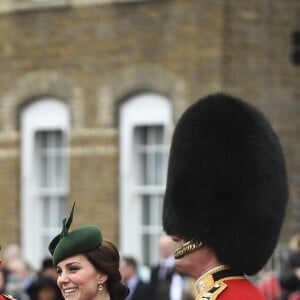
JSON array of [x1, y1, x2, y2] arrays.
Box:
[[199, 281, 227, 300], [195, 265, 244, 300]]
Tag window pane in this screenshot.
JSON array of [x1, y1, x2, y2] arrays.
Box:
[[147, 152, 155, 185], [155, 128, 163, 144], [137, 152, 147, 185], [40, 152, 49, 187], [142, 195, 150, 226], [154, 152, 163, 185], [142, 233, 161, 266], [55, 153, 62, 187], [43, 196, 51, 227], [136, 126, 147, 145], [42, 196, 66, 228], [142, 234, 150, 265], [55, 131, 63, 147], [36, 130, 66, 188], [134, 125, 165, 186]]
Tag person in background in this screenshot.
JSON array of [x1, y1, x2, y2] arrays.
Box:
[[39, 258, 61, 282], [150, 234, 190, 300], [257, 270, 283, 300], [1, 244, 21, 295], [0, 269, 6, 295], [48, 203, 129, 300], [2, 245, 21, 270], [5, 258, 33, 300], [120, 256, 150, 300], [27, 277, 61, 300], [162, 93, 288, 299], [26, 257, 63, 300], [0, 245, 17, 299], [150, 235, 176, 285], [279, 233, 300, 300], [1, 243, 36, 299]]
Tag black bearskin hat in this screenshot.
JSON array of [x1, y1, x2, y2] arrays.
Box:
[[163, 93, 288, 275]]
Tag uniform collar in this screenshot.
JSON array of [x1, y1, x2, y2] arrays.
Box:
[[194, 265, 244, 298]]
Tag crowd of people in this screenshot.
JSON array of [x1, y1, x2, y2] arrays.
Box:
[[0, 244, 63, 300], [1, 236, 300, 300]]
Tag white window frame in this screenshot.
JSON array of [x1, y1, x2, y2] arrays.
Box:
[[119, 93, 172, 266], [21, 98, 69, 270]]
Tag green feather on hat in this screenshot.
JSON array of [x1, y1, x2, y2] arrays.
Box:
[[48, 203, 103, 265]]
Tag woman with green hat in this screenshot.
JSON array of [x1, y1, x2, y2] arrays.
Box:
[[48, 204, 129, 300]]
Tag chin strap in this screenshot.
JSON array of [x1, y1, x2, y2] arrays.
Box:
[[174, 240, 203, 259]]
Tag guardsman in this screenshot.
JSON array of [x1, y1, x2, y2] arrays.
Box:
[[162, 93, 288, 299]]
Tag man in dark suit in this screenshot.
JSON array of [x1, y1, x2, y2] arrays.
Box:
[[150, 234, 188, 300], [120, 256, 150, 300]]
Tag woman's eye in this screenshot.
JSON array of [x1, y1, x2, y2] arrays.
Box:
[[69, 266, 80, 272]]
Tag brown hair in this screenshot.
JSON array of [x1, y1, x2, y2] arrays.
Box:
[[85, 240, 129, 300]]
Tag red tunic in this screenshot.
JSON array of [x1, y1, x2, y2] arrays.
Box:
[[194, 265, 266, 300], [215, 277, 266, 300]]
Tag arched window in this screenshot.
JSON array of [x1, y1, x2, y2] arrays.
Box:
[[21, 98, 69, 269], [119, 93, 172, 266]]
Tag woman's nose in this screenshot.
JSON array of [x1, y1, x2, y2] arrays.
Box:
[[57, 272, 70, 284]]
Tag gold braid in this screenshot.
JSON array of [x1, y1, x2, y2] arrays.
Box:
[[174, 240, 203, 259]]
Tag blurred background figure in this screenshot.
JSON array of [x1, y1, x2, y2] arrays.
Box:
[[26, 277, 62, 300], [149, 234, 193, 300], [26, 257, 63, 300], [0, 243, 37, 299], [0, 245, 63, 300], [120, 256, 150, 300], [1, 243, 22, 285], [4, 257, 34, 300], [279, 233, 300, 300], [38, 258, 59, 282], [150, 235, 176, 284], [257, 269, 283, 300], [2, 244, 21, 267], [0, 269, 6, 295]]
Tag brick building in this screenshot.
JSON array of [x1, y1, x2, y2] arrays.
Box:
[[0, 0, 299, 270]]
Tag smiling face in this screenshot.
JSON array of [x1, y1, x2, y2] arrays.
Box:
[[56, 254, 107, 300]]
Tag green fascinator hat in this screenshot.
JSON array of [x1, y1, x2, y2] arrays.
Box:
[[48, 203, 103, 265]]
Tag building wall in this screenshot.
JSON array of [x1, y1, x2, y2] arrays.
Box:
[[0, 0, 299, 252]]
